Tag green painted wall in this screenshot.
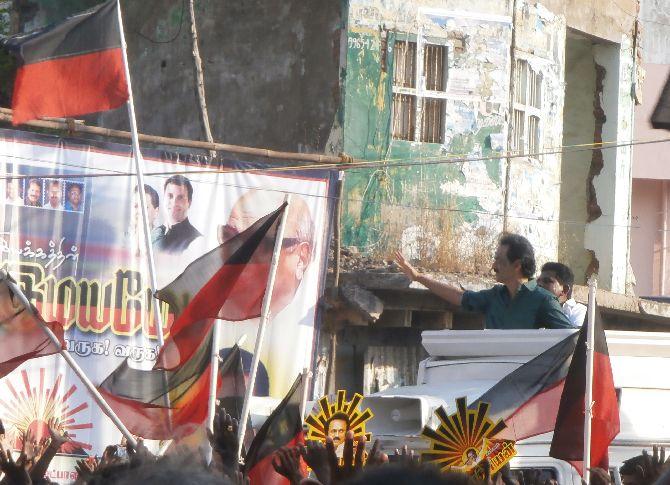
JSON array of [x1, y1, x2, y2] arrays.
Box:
[[341, 28, 503, 257]]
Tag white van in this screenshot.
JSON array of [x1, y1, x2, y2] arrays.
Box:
[[362, 329, 670, 484]]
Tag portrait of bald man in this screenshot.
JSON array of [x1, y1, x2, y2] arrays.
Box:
[[218, 190, 314, 317]]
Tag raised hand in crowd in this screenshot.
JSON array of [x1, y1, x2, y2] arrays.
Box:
[[0, 439, 32, 485], [125, 438, 154, 468], [272, 447, 305, 484], [392, 445, 415, 466], [207, 402, 243, 480], [73, 457, 99, 485], [29, 418, 70, 483], [299, 440, 331, 485], [620, 446, 670, 485]]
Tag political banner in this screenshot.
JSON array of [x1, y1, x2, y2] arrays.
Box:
[[0, 128, 335, 481]]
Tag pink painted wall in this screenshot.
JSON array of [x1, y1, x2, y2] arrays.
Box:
[[633, 63, 670, 179], [630, 179, 663, 296]]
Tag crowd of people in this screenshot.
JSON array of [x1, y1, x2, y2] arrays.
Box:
[[0, 401, 668, 485]]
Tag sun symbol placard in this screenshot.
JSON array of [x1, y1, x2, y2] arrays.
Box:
[[0, 368, 93, 455], [305, 390, 374, 443], [421, 397, 511, 475]]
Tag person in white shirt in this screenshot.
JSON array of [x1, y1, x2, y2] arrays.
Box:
[[537, 262, 587, 327]]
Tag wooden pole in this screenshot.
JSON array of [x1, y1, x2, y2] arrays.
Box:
[[0, 108, 350, 165], [236, 196, 291, 459], [187, 0, 217, 159], [116, 0, 165, 348]]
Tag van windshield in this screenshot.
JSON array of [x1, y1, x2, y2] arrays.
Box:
[[511, 467, 558, 484]]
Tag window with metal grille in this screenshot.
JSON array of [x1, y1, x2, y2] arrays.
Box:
[[511, 59, 543, 156], [391, 38, 447, 143]]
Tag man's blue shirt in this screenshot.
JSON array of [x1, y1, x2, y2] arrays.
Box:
[[461, 279, 572, 329]]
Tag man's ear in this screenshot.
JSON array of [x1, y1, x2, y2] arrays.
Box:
[[296, 242, 312, 281]]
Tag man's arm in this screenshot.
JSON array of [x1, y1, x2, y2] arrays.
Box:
[[394, 251, 464, 306], [538, 296, 573, 329]]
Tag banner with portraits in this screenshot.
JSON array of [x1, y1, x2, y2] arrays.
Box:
[[0, 128, 336, 480]]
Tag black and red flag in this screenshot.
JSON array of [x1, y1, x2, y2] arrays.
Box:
[[550, 308, 620, 474], [470, 328, 580, 441], [98, 328, 216, 440], [0, 277, 64, 378], [244, 374, 305, 485], [217, 345, 246, 421], [154, 202, 286, 371], [1, 0, 128, 125]]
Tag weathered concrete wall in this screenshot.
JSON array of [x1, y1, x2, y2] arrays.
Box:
[[15, 0, 343, 154], [342, 4, 513, 265], [639, 0, 670, 64], [505, 1, 566, 267], [342, 0, 566, 269], [584, 38, 635, 293], [559, 35, 596, 284]]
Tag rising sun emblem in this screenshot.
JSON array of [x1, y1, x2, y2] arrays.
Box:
[[305, 390, 374, 457], [421, 397, 515, 477], [0, 368, 93, 455]]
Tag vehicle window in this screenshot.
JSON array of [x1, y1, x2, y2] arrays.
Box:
[[511, 467, 559, 484]]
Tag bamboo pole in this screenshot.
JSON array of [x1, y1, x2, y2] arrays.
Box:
[[187, 0, 216, 159], [0, 108, 351, 165]]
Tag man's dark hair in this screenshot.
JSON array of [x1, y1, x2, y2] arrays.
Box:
[[499, 233, 536, 278], [68, 182, 83, 193], [164, 174, 193, 202], [136, 184, 159, 209], [541, 262, 575, 289], [28, 178, 41, 188]]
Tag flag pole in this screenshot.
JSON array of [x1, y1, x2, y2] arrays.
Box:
[[115, 0, 165, 347], [236, 195, 291, 459], [207, 319, 223, 433], [299, 367, 311, 422], [1, 272, 138, 448], [583, 275, 598, 483]]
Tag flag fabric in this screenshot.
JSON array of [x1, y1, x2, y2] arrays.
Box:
[[470, 329, 580, 441], [98, 328, 216, 440], [0, 278, 64, 378], [245, 374, 305, 485], [217, 345, 246, 421], [154, 202, 286, 371], [1, 0, 128, 125], [652, 74, 670, 130], [549, 308, 620, 474]]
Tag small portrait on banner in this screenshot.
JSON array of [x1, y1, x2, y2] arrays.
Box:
[[44, 179, 64, 210], [5, 178, 23, 206], [64, 181, 84, 212], [24, 177, 42, 207]]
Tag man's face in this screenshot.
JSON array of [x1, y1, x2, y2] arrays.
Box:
[[328, 418, 347, 446], [6, 181, 18, 199], [48, 184, 61, 207], [134, 191, 159, 228], [164, 183, 190, 225], [222, 193, 312, 316], [538, 270, 568, 303], [27, 182, 41, 204], [68, 186, 81, 207], [492, 244, 518, 283]]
